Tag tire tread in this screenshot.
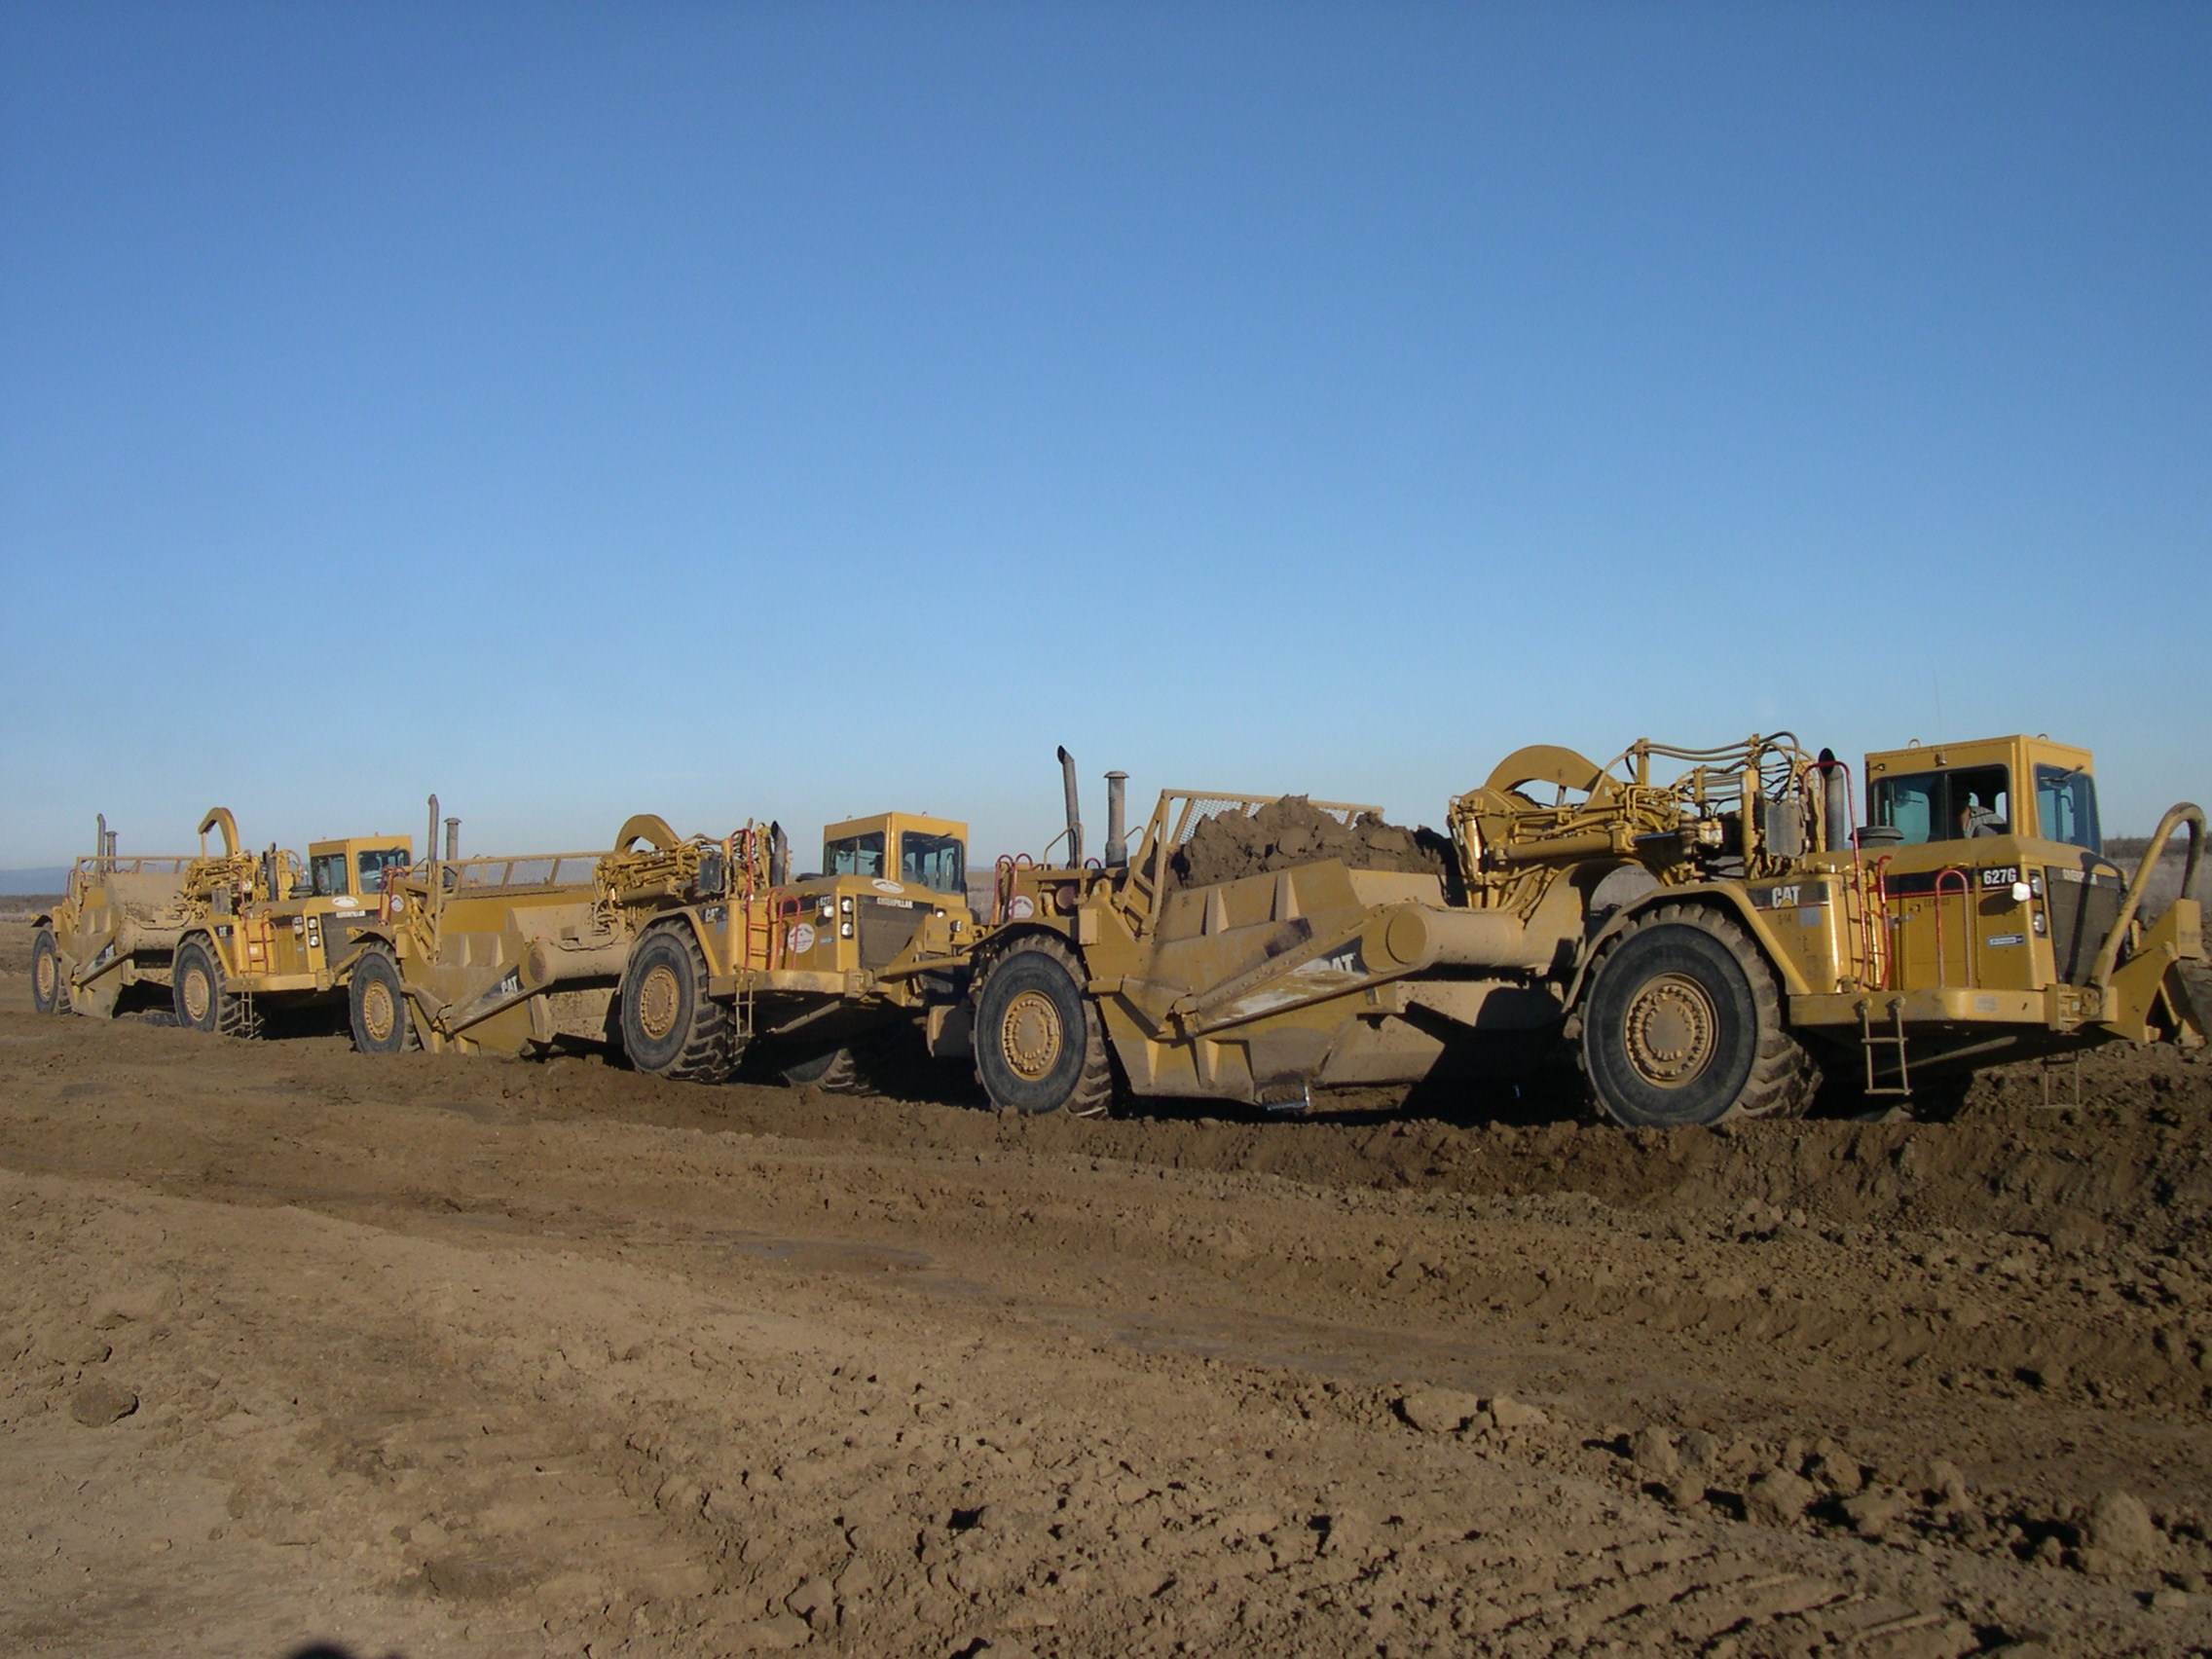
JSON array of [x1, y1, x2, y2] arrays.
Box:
[[631, 924, 735, 1084], [349, 943, 421, 1052], [30, 928, 64, 1016], [973, 933, 1113, 1116], [1584, 902, 1818, 1124]]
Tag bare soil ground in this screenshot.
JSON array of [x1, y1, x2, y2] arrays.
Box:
[[6, 924, 2212, 1658]]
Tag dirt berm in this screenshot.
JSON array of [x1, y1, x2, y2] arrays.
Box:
[[1169, 795, 1456, 891]]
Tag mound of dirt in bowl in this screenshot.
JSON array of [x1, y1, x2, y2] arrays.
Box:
[[1168, 795, 1457, 892]]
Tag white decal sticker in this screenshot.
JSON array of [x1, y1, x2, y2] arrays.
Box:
[[1987, 933, 2025, 947], [790, 923, 817, 953], [870, 878, 903, 895], [1008, 896, 1035, 920]]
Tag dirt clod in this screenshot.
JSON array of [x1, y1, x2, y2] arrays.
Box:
[[1486, 1391, 1549, 1429], [1842, 1488, 1910, 1535], [1807, 1451, 1863, 1495], [1398, 1386, 1483, 1434], [1629, 1424, 1679, 1478], [1744, 1466, 1817, 1527], [2086, 1490, 2159, 1560], [68, 1380, 137, 1426]]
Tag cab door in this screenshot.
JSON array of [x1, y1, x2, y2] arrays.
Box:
[[1869, 763, 2018, 992]]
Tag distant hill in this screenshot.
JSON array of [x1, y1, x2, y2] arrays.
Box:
[[0, 867, 67, 896]]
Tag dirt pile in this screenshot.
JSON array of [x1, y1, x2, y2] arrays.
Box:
[[1168, 795, 1456, 891]]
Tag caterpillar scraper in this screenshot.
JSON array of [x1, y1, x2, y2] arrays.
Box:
[[167, 808, 412, 1038], [29, 816, 198, 1018], [343, 829, 621, 1057], [608, 809, 974, 1087], [343, 809, 975, 1079], [957, 737, 2203, 1126]]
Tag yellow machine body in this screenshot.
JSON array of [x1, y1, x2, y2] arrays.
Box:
[[622, 811, 976, 1074], [175, 830, 415, 1014], [31, 846, 199, 1018], [952, 737, 2201, 1122], [345, 810, 976, 1068]]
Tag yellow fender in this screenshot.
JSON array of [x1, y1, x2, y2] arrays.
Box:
[[198, 807, 240, 858], [1567, 882, 1813, 1014]]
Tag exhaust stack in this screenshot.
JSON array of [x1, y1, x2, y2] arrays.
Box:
[[444, 817, 461, 861], [768, 822, 791, 887], [1818, 749, 1852, 852], [1104, 771, 1128, 866], [425, 795, 439, 870], [1057, 746, 1084, 866]]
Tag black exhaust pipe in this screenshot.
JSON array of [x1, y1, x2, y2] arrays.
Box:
[[1056, 746, 1083, 866], [1104, 771, 1128, 866], [1817, 749, 1852, 853]]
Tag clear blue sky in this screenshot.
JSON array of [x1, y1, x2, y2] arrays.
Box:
[[3, 2, 2207, 869]]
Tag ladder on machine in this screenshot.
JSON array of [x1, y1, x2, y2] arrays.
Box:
[[1858, 997, 1913, 1101], [730, 828, 771, 1055]]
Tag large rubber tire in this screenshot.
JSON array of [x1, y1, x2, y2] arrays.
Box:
[[30, 928, 64, 1015], [619, 925, 735, 1083], [971, 934, 1114, 1116], [1580, 903, 1818, 1128], [349, 945, 419, 1054], [172, 936, 258, 1038], [782, 1046, 866, 1092]]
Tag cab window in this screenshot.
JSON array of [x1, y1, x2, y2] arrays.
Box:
[[356, 847, 409, 895], [900, 831, 965, 896], [310, 853, 350, 896], [1870, 765, 2010, 844], [2035, 765, 2102, 853], [826, 831, 886, 879]]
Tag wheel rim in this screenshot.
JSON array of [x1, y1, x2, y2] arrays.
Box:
[[360, 978, 395, 1045], [1622, 971, 1718, 1088], [1001, 987, 1064, 1082], [637, 962, 682, 1042], [182, 963, 212, 1024], [35, 949, 55, 1003]]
